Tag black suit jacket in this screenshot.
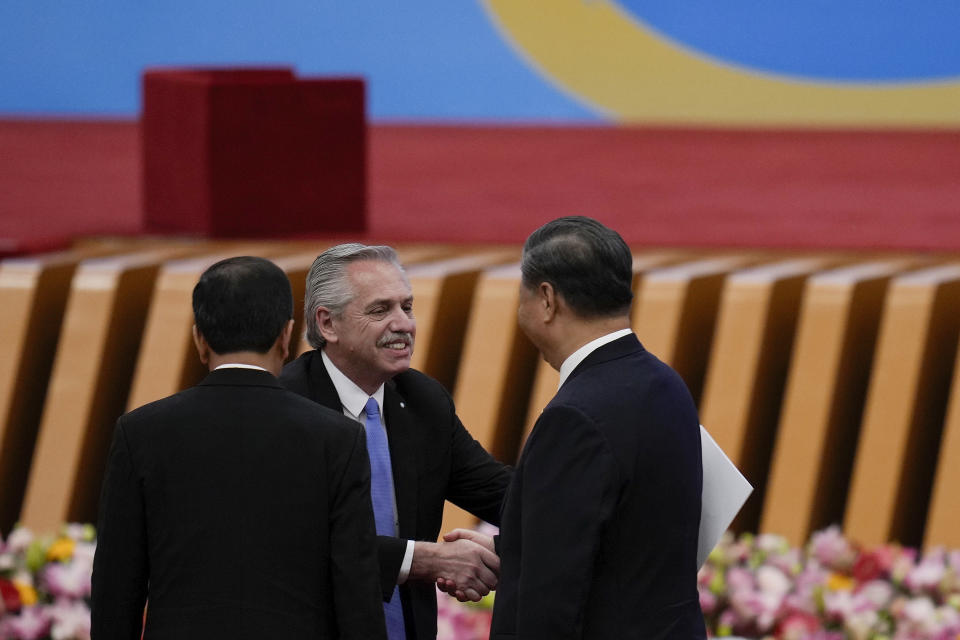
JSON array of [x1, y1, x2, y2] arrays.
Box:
[[491, 335, 706, 640], [91, 368, 386, 640], [280, 350, 511, 640]]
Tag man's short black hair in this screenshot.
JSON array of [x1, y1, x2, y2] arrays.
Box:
[[521, 216, 633, 317], [192, 256, 293, 354]]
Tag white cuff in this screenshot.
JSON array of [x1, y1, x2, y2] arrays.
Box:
[[397, 540, 415, 584]]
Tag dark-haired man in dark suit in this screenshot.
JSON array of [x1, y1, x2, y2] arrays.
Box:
[[447, 217, 706, 639], [281, 243, 511, 640], [91, 256, 385, 640]]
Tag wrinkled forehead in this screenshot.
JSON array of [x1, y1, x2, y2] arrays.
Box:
[[345, 259, 412, 304]]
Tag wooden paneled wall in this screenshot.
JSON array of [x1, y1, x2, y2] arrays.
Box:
[[2, 241, 958, 550]]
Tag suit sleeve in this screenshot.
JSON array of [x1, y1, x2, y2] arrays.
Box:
[[516, 406, 618, 640], [91, 419, 148, 640], [375, 535, 406, 599], [445, 413, 512, 525], [329, 427, 388, 640]]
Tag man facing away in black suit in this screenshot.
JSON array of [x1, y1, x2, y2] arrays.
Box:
[[280, 243, 511, 640], [445, 217, 706, 639], [91, 256, 386, 640]]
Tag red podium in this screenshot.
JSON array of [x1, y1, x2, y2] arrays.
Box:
[[142, 68, 366, 236]]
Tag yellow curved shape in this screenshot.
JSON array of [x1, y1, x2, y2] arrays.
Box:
[[483, 0, 960, 126]]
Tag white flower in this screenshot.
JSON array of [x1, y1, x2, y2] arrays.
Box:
[[905, 560, 945, 593], [844, 609, 879, 640], [756, 565, 791, 597], [6, 526, 34, 553], [856, 580, 894, 609], [823, 590, 854, 620], [47, 599, 91, 640], [901, 596, 935, 625]]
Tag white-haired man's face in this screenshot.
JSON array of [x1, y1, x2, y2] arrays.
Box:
[[319, 259, 416, 394]]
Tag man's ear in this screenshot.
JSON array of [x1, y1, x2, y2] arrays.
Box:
[[538, 282, 558, 323], [277, 318, 295, 361], [316, 307, 338, 345], [192, 325, 210, 366]]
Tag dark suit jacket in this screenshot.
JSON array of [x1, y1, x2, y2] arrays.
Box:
[[281, 350, 511, 640], [91, 368, 386, 640], [491, 334, 706, 640]]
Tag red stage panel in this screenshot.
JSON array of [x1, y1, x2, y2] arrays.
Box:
[[142, 68, 366, 236]]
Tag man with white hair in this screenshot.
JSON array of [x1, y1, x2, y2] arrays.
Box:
[[281, 243, 511, 640]]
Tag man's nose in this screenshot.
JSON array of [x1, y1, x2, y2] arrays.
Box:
[[388, 308, 415, 334]]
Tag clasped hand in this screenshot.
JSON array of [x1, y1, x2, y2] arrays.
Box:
[[409, 528, 498, 603], [435, 528, 498, 603]]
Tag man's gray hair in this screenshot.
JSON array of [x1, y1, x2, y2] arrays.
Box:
[[303, 243, 403, 349]]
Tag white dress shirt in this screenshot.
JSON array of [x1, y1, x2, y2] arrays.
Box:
[[213, 363, 270, 372]]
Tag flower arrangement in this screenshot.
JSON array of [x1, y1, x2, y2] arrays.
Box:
[[699, 526, 960, 640], [0, 525, 94, 640], [6, 523, 959, 640], [437, 526, 960, 640], [437, 590, 493, 640]]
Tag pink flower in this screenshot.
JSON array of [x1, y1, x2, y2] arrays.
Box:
[[699, 588, 718, 615], [729, 587, 783, 633], [809, 526, 857, 570], [904, 559, 945, 594], [852, 546, 896, 583], [697, 564, 714, 588], [776, 610, 821, 640], [891, 548, 918, 584], [823, 589, 854, 622], [43, 561, 91, 599], [767, 548, 803, 576], [726, 567, 756, 593], [0, 605, 52, 640], [47, 599, 92, 640]]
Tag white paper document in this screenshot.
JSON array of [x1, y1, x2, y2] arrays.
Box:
[[697, 425, 753, 568]]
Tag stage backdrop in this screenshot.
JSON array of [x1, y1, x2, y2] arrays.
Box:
[[2, 0, 959, 125]]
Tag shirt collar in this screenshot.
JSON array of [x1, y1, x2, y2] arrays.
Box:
[[320, 349, 385, 420], [557, 328, 633, 390], [213, 363, 269, 373]]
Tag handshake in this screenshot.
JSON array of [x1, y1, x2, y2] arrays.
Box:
[[409, 528, 498, 602]]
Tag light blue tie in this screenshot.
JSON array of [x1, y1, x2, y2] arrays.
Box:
[[363, 397, 406, 640]]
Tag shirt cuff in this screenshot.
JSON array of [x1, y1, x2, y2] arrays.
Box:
[[397, 540, 415, 584]]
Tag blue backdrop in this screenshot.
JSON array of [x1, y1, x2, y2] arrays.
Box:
[[2, 1, 958, 120]]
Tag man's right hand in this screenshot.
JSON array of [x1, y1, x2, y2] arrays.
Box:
[[408, 538, 500, 602]]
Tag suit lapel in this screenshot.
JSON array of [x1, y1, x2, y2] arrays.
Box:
[[383, 382, 419, 539], [304, 351, 348, 412]]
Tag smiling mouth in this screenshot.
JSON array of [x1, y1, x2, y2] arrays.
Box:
[[378, 332, 413, 352]]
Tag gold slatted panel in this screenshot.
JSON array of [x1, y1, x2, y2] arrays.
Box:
[[0, 247, 127, 533], [925, 338, 960, 548], [19, 247, 191, 530], [699, 257, 839, 533], [760, 259, 916, 545], [442, 263, 540, 534], [844, 264, 960, 547], [407, 249, 518, 393], [632, 254, 761, 405]]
